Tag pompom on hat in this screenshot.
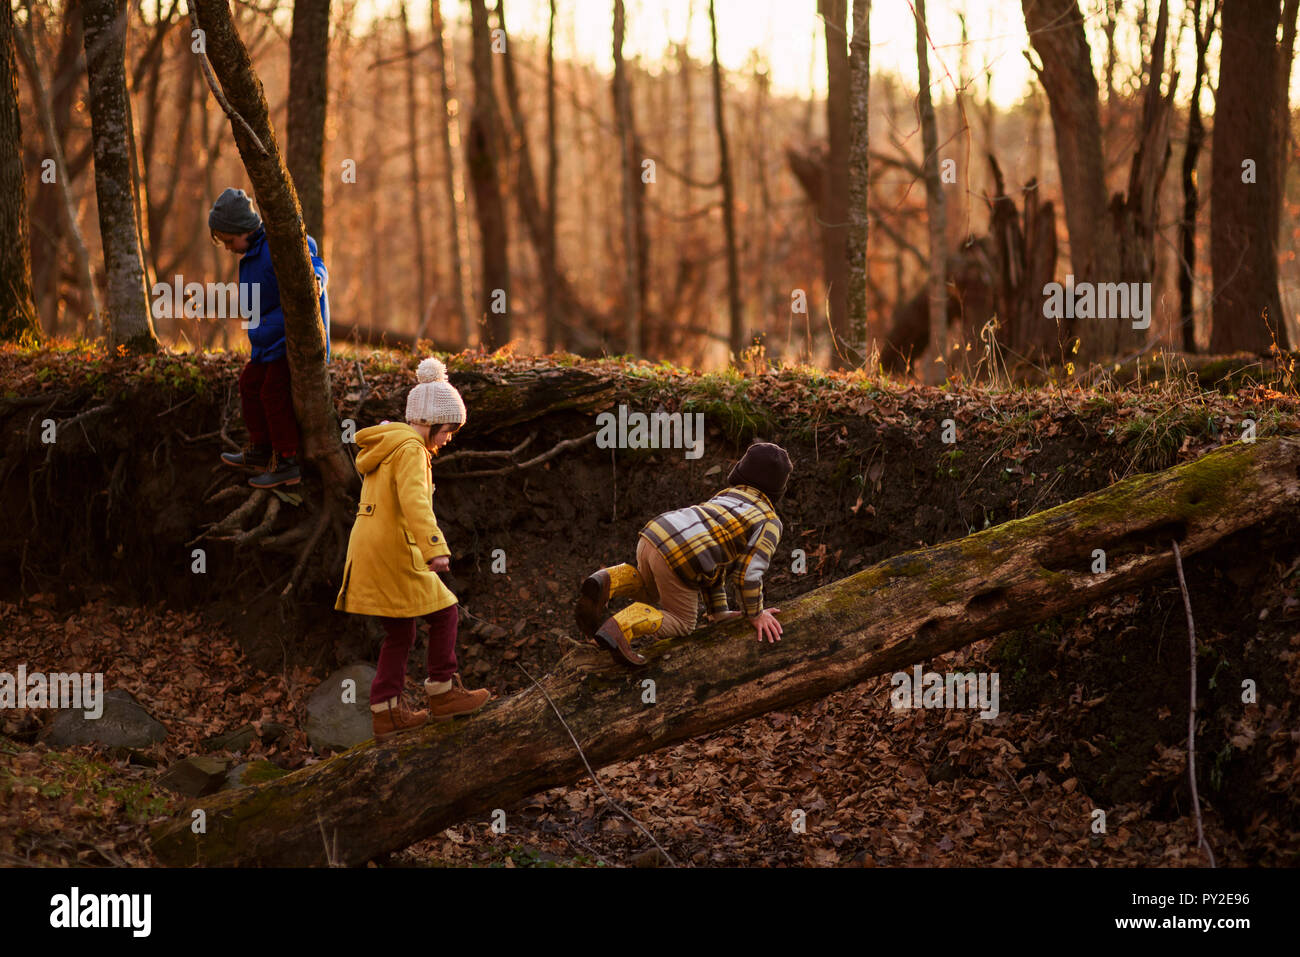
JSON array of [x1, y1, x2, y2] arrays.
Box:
[[405, 357, 467, 427]]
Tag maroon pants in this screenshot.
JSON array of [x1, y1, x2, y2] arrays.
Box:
[[371, 605, 460, 704], [238, 357, 300, 457]]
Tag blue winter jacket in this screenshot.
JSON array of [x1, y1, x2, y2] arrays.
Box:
[[238, 227, 331, 363]]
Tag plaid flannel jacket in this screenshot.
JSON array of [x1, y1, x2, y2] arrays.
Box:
[[639, 485, 782, 618]]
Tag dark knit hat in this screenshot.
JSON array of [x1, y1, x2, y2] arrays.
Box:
[[727, 441, 792, 503], [208, 188, 262, 235]]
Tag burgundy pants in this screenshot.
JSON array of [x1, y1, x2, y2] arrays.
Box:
[[371, 605, 460, 704], [238, 357, 300, 457]]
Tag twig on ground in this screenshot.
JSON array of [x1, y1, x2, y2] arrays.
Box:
[[515, 662, 675, 867], [1172, 540, 1216, 868]]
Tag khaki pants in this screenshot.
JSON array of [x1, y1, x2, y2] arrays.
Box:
[[636, 535, 701, 638]]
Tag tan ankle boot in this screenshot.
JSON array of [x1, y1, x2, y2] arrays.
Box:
[[425, 674, 492, 720], [371, 697, 429, 742]]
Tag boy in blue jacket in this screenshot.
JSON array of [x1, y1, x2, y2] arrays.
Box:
[[209, 188, 330, 488]]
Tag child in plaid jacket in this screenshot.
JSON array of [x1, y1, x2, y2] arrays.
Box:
[[576, 442, 792, 665]]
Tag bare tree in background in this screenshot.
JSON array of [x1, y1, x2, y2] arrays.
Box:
[[544, 0, 559, 351], [21, 0, 84, 332], [13, 2, 101, 336], [1211, 0, 1290, 352], [466, 0, 510, 349], [913, 0, 945, 382], [0, 0, 39, 341], [819, 0, 850, 367], [1274, 0, 1298, 287], [1021, 0, 1174, 362], [708, 0, 742, 358], [81, 0, 157, 351], [398, 1, 429, 329], [612, 0, 645, 355], [845, 0, 869, 364], [287, 0, 330, 255], [430, 0, 472, 344], [1178, 0, 1217, 354]]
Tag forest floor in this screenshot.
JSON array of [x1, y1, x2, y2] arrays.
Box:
[[1, 344, 1298, 867]]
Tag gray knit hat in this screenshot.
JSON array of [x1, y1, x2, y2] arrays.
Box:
[[208, 188, 262, 234], [406, 358, 467, 427]]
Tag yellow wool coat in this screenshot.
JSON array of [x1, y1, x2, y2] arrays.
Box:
[[334, 422, 457, 618]]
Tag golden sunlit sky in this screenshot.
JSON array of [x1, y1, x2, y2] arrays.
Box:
[[372, 0, 1225, 110]]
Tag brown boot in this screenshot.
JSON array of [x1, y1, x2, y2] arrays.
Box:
[[425, 674, 492, 720], [371, 697, 429, 742], [576, 563, 646, 637]]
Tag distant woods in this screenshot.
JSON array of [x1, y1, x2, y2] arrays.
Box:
[[5, 0, 1300, 369]]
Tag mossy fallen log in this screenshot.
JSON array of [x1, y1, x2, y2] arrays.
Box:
[[150, 436, 1300, 866]]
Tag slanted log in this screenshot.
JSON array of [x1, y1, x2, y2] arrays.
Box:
[[150, 437, 1300, 866]]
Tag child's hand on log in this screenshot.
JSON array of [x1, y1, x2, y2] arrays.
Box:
[[750, 608, 783, 643], [427, 556, 450, 573]]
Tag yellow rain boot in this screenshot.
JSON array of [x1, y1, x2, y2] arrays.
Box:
[[575, 563, 647, 637], [593, 602, 662, 667]]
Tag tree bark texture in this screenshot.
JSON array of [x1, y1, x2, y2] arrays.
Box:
[[286, 0, 330, 256], [845, 0, 870, 364], [0, 0, 40, 342], [81, 0, 157, 351], [708, 0, 742, 359], [1211, 0, 1289, 353], [465, 0, 510, 350]]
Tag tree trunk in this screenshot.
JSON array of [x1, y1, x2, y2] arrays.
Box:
[[1211, 0, 1289, 353], [81, 0, 157, 352], [496, 0, 602, 353], [465, 0, 510, 350], [612, 0, 643, 356], [398, 1, 428, 329], [820, 0, 850, 368], [1, 0, 41, 342], [150, 435, 1300, 866], [845, 0, 869, 365], [430, 0, 473, 346], [914, 0, 945, 383], [544, 0, 558, 352], [708, 0, 742, 359], [1275, 0, 1298, 339], [286, 0, 330, 256], [191, 0, 354, 497], [24, 0, 83, 331], [988, 155, 1059, 363], [1178, 0, 1216, 355], [1021, 0, 1173, 362], [12, 6, 101, 336]]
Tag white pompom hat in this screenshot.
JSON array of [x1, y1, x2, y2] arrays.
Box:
[[405, 357, 467, 427]]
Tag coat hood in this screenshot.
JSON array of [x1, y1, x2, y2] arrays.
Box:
[[354, 422, 427, 476]]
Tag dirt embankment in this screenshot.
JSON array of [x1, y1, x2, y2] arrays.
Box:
[[2, 345, 1298, 863]]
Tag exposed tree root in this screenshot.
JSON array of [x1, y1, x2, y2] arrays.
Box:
[[206, 484, 249, 507], [436, 431, 596, 479], [224, 494, 281, 545], [281, 511, 332, 597], [434, 430, 536, 467]]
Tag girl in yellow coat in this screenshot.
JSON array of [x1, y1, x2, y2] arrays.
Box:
[[336, 357, 491, 740]]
